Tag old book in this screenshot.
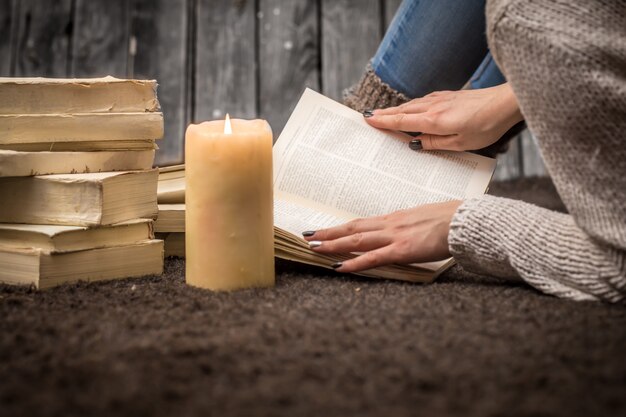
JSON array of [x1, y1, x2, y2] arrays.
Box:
[[157, 164, 185, 204], [0, 170, 158, 226], [156, 232, 185, 258], [0, 219, 154, 253], [0, 76, 159, 114], [0, 112, 164, 144], [272, 89, 496, 283], [0, 149, 155, 177], [155, 204, 185, 232], [0, 239, 164, 289], [0, 139, 157, 152]]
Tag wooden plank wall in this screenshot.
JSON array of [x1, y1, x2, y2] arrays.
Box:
[[259, 0, 319, 132], [0, 0, 545, 179], [0, 0, 13, 77]]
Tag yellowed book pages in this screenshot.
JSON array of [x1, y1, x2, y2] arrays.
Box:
[[0, 239, 164, 289], [0, 76, 159, 114], [0, 149, 155, 177], [0, 170, 158, 226], [0, 140, 157, 152], [158, 164, 184, 175], [0, 112, 164, 144], [155, 204, 185, 232], [157, 165, 185, 204], [156, 232, 186, 258], [0, 219, 154, 253]]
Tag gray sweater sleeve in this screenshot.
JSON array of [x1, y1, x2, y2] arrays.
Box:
[[449, 196, 626, 303], [464, 0, 626, 302]]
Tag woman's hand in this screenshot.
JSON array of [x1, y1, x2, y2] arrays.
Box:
[[364, 83, 523, 151], [302, 200, 462, 272]]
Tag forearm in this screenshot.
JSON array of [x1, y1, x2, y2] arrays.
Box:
[[449, 195, 626, 303], [491, 83, 523, 132]]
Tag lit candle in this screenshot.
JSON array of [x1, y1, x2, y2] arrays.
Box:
[[185, 114, 274, 291]]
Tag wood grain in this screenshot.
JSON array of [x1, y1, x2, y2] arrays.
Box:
[[72, 0, 129, 77], [13, 0, 72, 77], [0, 0, 14, 76], [321, 0, 382, 101], [195, 0, 256, 122], [131, 0, 188, 165], [0, 1, 547, 178], [259, 0, 319, 137]]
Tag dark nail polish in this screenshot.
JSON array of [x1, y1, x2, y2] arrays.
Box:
[[331, 262, 343, 269], [302, 230, 316, 237], [409, 139, 423, 151], [362, 110, 374, 118]]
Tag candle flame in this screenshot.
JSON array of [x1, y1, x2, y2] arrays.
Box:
[[224, 113, 232, 134]]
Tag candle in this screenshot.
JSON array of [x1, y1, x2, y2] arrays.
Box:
[[185, 115, 274, 291]]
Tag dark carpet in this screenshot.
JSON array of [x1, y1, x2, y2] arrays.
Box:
[[1, 178, 625, 417]]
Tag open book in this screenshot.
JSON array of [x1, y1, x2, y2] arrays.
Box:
[[273, 88, 496, 282]]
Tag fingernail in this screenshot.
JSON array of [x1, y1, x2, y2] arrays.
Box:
[[331, 262, 343, 269], [409, 139, 423, 151], [309, 241, 322, 249], [302, 231, 316, 237], [362, 110, 374, 118]]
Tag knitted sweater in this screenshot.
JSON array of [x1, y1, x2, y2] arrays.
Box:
[[449, 0, 626, 302]]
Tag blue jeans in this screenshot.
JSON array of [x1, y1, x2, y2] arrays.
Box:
[[372, 0, 506, 98]]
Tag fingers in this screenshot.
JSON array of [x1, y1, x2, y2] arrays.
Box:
[[372, 101, 431, 116], [301, 219, 399, 273], [367, 110, 476, 152], [414, 134, 465, 151], [310, 230, 392, 254], [303, 216, 386, 242], [334, 246, 400, 273], [370, 91, 452, 116], [364, 107, 476, 151], [366, 113, 441, 134]]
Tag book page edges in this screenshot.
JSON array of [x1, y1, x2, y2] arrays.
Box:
[[41, 169, 157, 181], [0, 113, 164, 143], [158, 164, 185, 174], [0, 140, 157, 152], [0, 219, 153, 237], [0, 149, 155, 177], [0, 240, 164, 289], [0, 76, 157, 85]]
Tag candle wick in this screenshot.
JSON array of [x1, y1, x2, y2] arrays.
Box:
[[224, 113, 233, 134]]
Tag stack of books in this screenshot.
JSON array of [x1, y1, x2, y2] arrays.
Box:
[[155, 164, 185, 257], [0, 77, 165, 289]]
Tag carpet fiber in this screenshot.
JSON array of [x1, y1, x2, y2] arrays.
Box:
[[1, 178, 625, 417]]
